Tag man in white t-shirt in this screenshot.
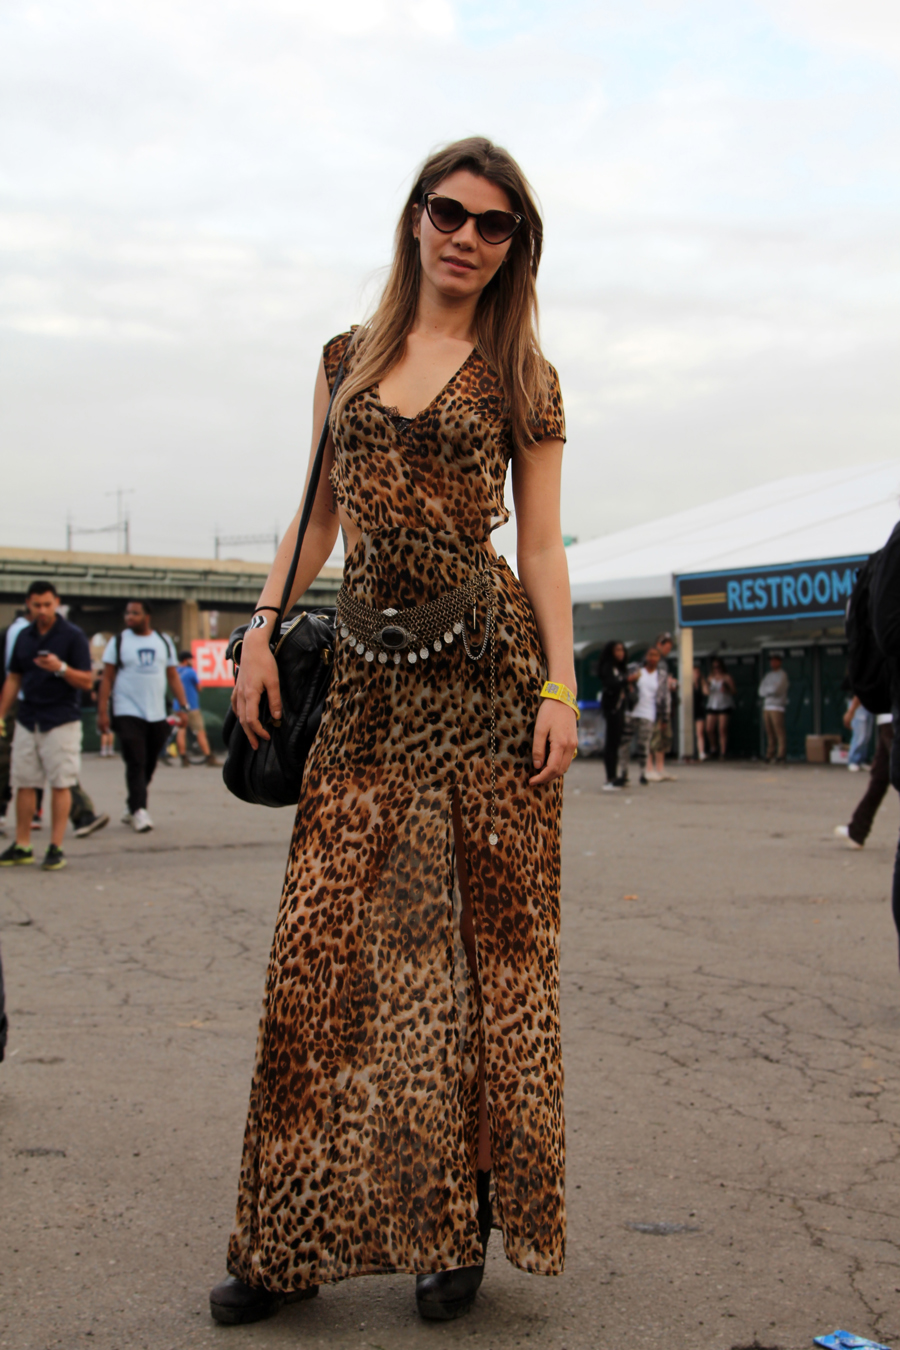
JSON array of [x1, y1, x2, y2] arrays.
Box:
[[97, 600, 189, 832], [632, 647, 661, 786]]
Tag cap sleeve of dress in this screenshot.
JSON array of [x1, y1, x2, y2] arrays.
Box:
[[323, 331, 354, 393], [534, 363, 566, 443]]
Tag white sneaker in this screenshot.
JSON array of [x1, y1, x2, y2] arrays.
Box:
[[602, 782, 621, 792], [834, 824, 862, 849], [132, 808, 153, 833], [644, 769, 662, 782], [121, 807, 132, 824], [698, 751, 707, 762], [848, 763, 861, 773]]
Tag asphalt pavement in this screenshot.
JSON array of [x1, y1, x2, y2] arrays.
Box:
[[2, 752, 900, 1350]]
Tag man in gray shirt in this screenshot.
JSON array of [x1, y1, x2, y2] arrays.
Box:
[[759, 654, 789, 763]]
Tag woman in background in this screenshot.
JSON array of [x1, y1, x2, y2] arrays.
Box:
[[693, 664, 708, 761], [599, 640, 637, 790], [705, 657, 736, 758]]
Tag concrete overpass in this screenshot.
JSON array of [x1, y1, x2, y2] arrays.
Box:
[[0, 546, 342, 647]]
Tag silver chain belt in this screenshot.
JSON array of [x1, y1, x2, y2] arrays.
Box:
[[336, 569, 500, 846]]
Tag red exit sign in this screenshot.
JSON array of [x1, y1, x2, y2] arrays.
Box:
[[191, 640, 234, 688]]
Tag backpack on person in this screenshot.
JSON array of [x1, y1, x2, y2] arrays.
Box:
[[845, 551, 892, 714], [111, 630, 177, 670]]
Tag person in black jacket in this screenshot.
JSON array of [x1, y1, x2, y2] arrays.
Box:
[[869, 521, 900, 959], [598, 640, 638, 791]]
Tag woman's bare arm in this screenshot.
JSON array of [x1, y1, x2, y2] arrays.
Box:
[[511, 437, 578, 786], [233, 357, 341, 747]]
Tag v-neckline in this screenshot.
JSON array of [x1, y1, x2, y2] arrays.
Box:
[[375, 347, 476, 423]]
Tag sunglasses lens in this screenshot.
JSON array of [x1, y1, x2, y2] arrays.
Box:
[[428, 196, 466, 232], [479, 210, 518, 243]]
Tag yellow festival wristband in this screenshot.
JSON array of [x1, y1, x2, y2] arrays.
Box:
[[540, 681, 580, 719]]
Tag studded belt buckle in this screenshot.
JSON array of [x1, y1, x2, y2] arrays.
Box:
[[377, 624, 411, 651]]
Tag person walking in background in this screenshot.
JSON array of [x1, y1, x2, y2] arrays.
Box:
[[758, 653, 789, 763], [835, 714, 894, 849], [633, 647, 661, 785], [693, 665, 708, 760], [0, 581, 94, 871], [94, 663, 116, 757], [705, 657, 736, 759], [0, 940, 6, 1062], [97, 600, 189, 833], [870, 523, 900, 964], [598, 640, 637, 791], [1, 596, 108, 839], [1, 606, 34, 831], [648, 631, 678, 781], [844, 694, 874, 772], [174, 651, 220, 767]]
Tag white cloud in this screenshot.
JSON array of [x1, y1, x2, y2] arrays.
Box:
[[0, 0, 898, 557], [761, 0, 900, 70]]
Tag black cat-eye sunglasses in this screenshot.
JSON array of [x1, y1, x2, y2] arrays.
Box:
[[422, 193, 523, 245]]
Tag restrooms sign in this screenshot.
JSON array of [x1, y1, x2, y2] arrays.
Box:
[[675, 556, 867, 627]]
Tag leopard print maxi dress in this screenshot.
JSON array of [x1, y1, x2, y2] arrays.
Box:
[[227, 331, 566, 1292]]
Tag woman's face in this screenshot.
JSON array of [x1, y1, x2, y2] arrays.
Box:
[[711, 661, 722, 675], [613, 642, 625, 663], [413, 168, 515, 301]]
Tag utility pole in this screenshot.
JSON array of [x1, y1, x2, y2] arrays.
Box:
[[105, 488, 135, 554]]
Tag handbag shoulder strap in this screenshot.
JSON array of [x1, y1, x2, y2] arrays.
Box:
[[275, 359, 346, 639]]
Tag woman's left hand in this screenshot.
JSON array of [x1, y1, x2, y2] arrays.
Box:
[[529, 697, 578, 786]]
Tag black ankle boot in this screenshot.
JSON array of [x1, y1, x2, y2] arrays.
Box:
[[415, 1169, 492, 1321], [209, 1275, 318, 1325]]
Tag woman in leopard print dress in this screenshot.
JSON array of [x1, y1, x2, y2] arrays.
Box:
[[211, 137, 577, 1326]]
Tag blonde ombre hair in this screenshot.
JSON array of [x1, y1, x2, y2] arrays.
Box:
[[331, 136, 552, 452]]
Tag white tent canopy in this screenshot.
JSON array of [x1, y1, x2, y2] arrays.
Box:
[[566, 462, 900, 605]]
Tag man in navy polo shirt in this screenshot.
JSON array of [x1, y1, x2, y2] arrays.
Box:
[[0, 580, 94, 871]]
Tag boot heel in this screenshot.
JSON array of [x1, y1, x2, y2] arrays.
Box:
[[415, 1169, 492, 1322]]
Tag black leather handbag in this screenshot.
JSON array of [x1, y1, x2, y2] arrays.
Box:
[[221, 362, 344, 808]]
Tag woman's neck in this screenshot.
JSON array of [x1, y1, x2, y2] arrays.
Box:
[[413, 279, 479, 343]]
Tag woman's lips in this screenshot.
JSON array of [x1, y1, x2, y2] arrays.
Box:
[[442, 256, 475, 272]]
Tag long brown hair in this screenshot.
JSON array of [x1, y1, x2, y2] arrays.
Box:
[[331, 136, 552, 452]]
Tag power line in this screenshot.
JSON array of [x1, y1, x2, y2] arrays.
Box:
[[214, 530, 280, 560], [67, 489, 134, 554]]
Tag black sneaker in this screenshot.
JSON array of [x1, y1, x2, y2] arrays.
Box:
[[73, 812, 110, 839], [41, 844, 66, 871], [0, 842, 34, 866]]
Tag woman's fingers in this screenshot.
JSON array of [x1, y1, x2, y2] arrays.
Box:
[[528, 714, 578, 785], [265, 669, 283, 723], [233, 642, 281, 749], [238, 682, 269, 749]]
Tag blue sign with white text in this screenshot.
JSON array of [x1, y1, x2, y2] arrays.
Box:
[[675, 556, 867, 627]]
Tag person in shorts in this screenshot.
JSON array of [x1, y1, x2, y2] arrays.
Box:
[[174, 651, 220, 767], [647, 632, 678, 782], [632, 647, 661, 785], [0, 581, 94, 870]]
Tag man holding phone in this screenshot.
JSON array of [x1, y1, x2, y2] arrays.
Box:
[[0, 580, 93, 870]]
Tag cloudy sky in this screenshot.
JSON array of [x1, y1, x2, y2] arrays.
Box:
[[2, 0, 899, 564]]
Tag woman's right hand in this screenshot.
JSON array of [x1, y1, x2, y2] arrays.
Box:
[[232, 631, 283, 749]]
